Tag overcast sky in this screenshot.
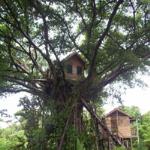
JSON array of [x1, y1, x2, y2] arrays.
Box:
[[0, 74, 150, 128], [104, 73, 150, 113]]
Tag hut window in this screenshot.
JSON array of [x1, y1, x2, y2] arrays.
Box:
[[77, 66, 82, 75], [66, 64, 72, 74]]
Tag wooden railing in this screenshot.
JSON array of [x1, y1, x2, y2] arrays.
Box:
[[131, 127, 137, 137]]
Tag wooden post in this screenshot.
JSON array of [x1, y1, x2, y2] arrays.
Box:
[[116, 110, 119, 137], [108, 137, 113, 150], [108, 137, 110, 150], [130, 138, 133, 150], [136, 118, 140, 144]]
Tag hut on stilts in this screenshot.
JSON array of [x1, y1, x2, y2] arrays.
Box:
[[99, 108, 138, 150]]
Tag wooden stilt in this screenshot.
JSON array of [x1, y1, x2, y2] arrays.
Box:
[[130, 138, 133, 150]]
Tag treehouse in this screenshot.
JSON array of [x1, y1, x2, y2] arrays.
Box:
[[101, 108, 137, 150], [62, 52, 85, 80]]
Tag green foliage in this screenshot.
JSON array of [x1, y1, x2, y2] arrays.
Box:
[[135, 141, 148, 150], [139, 111, 150, 149], [0, 124, 26, 150], [119, 109, 150, 150], [121, 106, 141, 118], [16, 96, 50, 150], [115, 146, 126, 150], [77, 138, 85, 150]]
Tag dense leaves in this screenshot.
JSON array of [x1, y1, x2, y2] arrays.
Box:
[[0, 124, 26, 150], [0, 0, 150, 149], [140, 111, 150, 150], [0, 0, 149, 98]]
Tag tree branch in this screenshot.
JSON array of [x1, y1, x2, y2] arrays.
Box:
[[88, 0, 124, 79], [1, 1, 55, 76], [31, 0, 66, 79]]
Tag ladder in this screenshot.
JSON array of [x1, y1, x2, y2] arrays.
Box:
[[82, 99, 128, 149]]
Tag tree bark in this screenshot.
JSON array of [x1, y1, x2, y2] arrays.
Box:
[[73, 101, 83, 133]]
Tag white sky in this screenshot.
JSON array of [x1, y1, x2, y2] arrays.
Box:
[[104, 74, 150, 114], [0, 74, 150, 128]]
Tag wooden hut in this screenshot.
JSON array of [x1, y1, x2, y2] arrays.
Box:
[[100, 108, 137, 150], [105, 108, 133, 138], [62, 52, 85, 80]]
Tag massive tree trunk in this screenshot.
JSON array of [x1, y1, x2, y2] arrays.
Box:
[[73, 100, 83, 133], [55, 96, 84, 150]]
